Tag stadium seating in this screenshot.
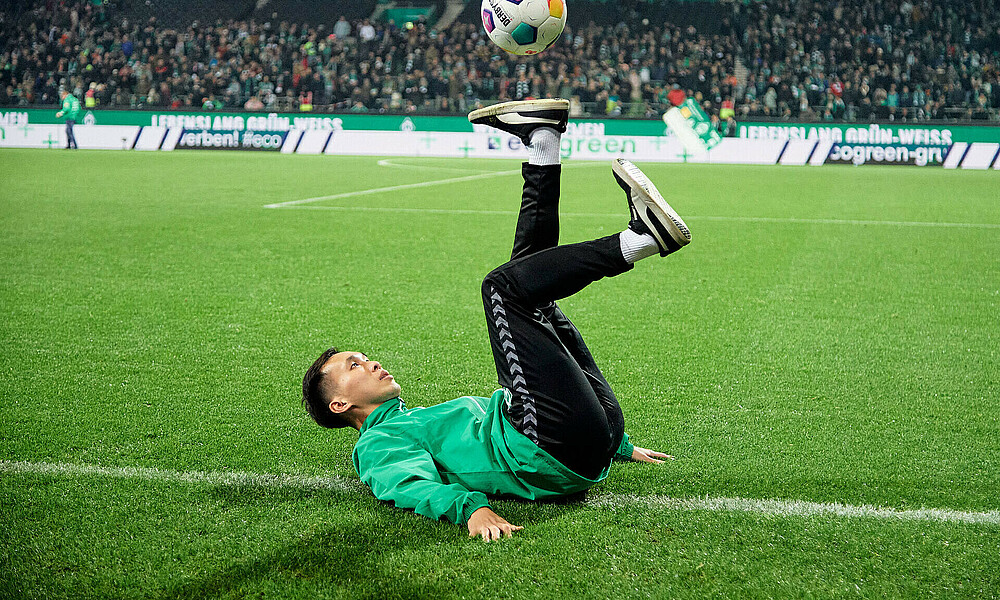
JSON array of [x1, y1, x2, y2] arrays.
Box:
[[0, 0, 997, 121]]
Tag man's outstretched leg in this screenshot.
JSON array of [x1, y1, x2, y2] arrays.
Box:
[[470, 98, 566, 261], [470, 99, 691, 479], [472, 100, 614, 419]]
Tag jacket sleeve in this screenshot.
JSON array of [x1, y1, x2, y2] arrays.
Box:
[[355, 431, 490, 525], [613, 432, 635, 461]]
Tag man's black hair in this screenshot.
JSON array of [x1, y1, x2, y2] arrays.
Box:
[[302, 346, 352, 428]]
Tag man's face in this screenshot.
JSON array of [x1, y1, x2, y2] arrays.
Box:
[[321, 351, 401, 411]]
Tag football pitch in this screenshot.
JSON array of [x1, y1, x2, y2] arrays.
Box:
[[1, 149, 998, 599]]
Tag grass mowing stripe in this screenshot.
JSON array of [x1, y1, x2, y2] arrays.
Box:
[[691, 215, 1000, 229], [262, 203, 1000, 229], [4, 460, 997, 525]]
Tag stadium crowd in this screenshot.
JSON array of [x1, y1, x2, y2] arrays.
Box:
[[1, 0, 998, 121]]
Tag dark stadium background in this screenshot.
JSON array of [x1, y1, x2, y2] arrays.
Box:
[[2, 0, 997, 122]]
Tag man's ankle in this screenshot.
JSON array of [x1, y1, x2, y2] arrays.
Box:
[[527, 127, 561, 166], [619, 229, 659, 264]]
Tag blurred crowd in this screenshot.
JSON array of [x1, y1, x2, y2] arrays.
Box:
[[1, 0, 998, 121]]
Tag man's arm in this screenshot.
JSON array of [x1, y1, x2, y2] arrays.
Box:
[[630, 445, 674, 463], [614, 432, 674, 462], [356, 433, 521, 540], [357, 439, 489, 524]]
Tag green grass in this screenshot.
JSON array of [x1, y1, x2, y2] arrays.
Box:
[[1, 149, 999, 599]]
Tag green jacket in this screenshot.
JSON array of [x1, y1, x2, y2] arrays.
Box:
[[353, 388, 635, 525], [57, 94, 81, 121]]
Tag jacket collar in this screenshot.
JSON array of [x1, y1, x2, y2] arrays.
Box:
[[358, 398, 403, 434]]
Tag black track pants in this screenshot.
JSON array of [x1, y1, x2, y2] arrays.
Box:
[[482, 163, 632, 480]]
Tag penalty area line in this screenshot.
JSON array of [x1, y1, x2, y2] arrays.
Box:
[[263, 168, 522, 208], [265, 162, 603, 209], [376, 158, 496, 173], [3, 460, 998, 526]]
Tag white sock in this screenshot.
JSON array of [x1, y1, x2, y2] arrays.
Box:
[[619, 229, 659, 263], [527, 127, 561, 166]]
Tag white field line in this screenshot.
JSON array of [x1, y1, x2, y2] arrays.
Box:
[[3, 460, 998, 525], [266, 205, 584, 217], [376, 158, 494, 173], [265, 163, 1000, 229], [0, 459, 364, 494], [588, 494, 1000, 526], [264, 161, 603, 209], [263, 168, 523, 208]]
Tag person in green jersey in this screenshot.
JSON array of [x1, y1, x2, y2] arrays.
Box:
[[302, 99, 692, 542], [56, 88, 81, 149]]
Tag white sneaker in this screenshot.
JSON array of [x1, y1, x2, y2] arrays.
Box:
[[468, 99, 569, 144], [612, 159, 691, 256]]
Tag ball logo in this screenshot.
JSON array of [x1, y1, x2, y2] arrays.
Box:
[[488, 0, 513, 27]]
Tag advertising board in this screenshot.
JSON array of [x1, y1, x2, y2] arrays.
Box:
[[1, 107, 998, 168], [5, 107, 1000, 142]]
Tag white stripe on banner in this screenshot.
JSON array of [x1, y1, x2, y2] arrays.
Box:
[[810, 140, 835, 166], [943, 142, 968, 169], [2, 460, 998, 525], [160, 127, 182, 151], [960, 142, 1000, 170], [134, 126, 167, 151], [779, 140, 818, 166], [280, 129, 303, 154]]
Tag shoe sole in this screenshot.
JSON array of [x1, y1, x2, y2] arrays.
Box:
[[468, 99, 569, 125], [612, 159, 690, 252]]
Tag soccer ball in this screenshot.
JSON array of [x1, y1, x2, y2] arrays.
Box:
[[480, 0, 567, 56]]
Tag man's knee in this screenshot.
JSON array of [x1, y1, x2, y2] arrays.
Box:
[[481, 267, 522, 306]]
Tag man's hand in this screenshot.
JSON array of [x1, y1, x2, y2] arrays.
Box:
[[467, 506, 522, 542], [631, 446, 675, 463]]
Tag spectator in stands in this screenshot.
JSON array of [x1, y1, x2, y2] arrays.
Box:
[[244, 93, 264, 111], [333, 16, 351, 41], [667, 84, 686, 106], [358, 19, 376, 45]]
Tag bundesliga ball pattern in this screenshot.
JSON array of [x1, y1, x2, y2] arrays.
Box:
[[481, 0, 566, 56]]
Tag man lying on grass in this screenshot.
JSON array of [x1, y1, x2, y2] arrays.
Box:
[[302, 99, 688, 541]]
